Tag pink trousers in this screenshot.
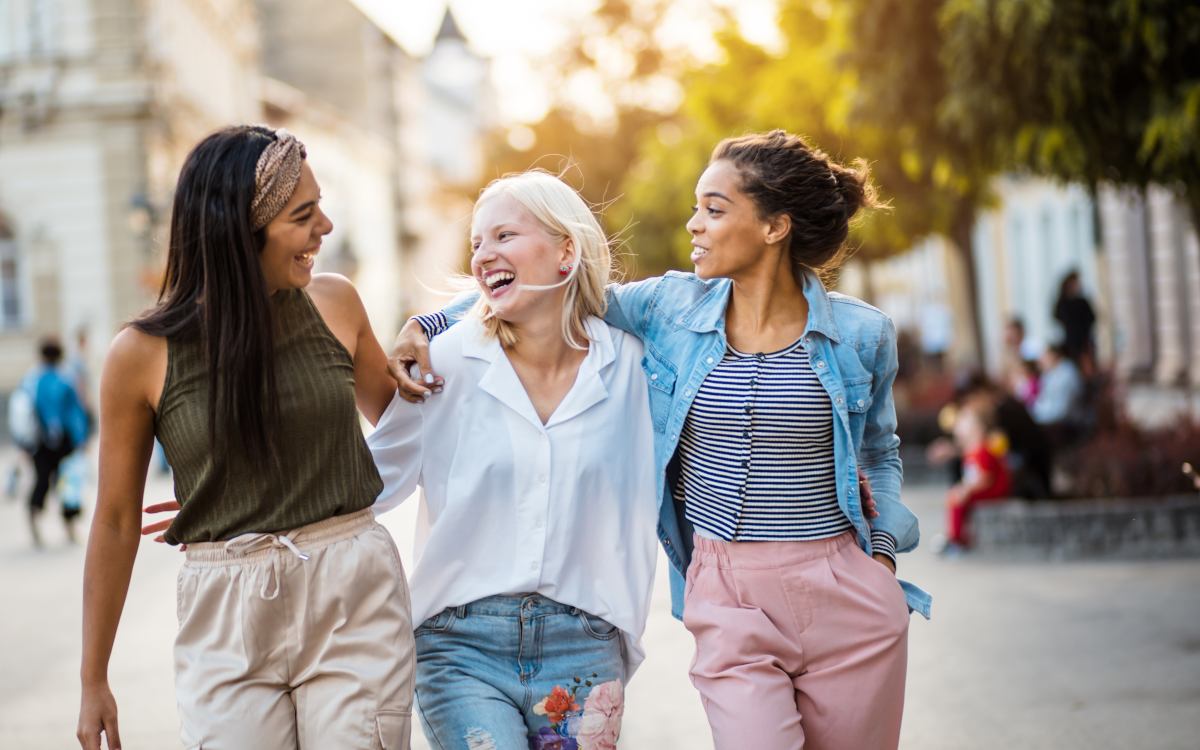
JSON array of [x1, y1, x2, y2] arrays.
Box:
[[683, 531, 910, 750]]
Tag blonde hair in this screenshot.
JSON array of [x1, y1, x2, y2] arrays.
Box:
[[468, 170, 611, 349]]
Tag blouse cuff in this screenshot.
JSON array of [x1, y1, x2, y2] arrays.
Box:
[[412, 312, 449, 340], [870, 530, 897, 569]]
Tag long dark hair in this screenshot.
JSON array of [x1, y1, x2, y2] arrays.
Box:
[[710, 130, 881, 285], [132, 125, 284, 473]]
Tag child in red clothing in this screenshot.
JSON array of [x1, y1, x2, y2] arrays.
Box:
[[945, 403, 1011, 548]]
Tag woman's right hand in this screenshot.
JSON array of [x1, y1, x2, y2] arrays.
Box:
[[78, 680, 121, 750], [387, 318, 444, 403]]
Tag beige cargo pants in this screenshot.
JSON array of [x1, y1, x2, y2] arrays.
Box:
[[173, 508, 414, 750]]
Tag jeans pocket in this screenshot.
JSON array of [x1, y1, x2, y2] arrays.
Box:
[[415, 608, 457, 637], [577, 611, 619, 640], [374, 709, 411, 750]]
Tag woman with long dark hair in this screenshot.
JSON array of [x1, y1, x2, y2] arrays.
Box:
[[77, 126, 414, 750], [398, 130, 928, 749]]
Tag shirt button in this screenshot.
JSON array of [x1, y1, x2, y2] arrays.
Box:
[[670, 434, 676, 441], [684, 389, 691, 397], [837, 397, 844, 404], [804, 337, 811, 344], [539, 476, 547, 484], [743, 430, 749, 438], [741, 460, 749, 468], [743, 406, 752, 414], [707, 357, 714, 364], [531, 561, 539, 570], [536, 520, 543, 529], [817, 361, 826, 368]]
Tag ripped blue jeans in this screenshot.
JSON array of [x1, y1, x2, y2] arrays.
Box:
[[414, 594, 625, 750]]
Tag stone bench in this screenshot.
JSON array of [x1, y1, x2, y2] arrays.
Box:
[[972, 494, 1200, 559]]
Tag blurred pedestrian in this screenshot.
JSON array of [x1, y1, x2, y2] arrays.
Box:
[[78, 126, 413, 750], [927, 373, 1051, 499], [21, 336, 89, 546], [1032, 345, 1086, 442], [1001, 317, 1043, 398], [1053, 271, 1096, 374], [938, 402, 1011, 553]]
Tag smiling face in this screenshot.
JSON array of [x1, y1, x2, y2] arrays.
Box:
[[259, 161, 332, 293], [470, 193, 572, 325], [686, 159, 790, 281]]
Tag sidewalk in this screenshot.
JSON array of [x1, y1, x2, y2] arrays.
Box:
[[1, 445, 1197, 749]]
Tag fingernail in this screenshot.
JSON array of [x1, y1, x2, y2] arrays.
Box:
[[423, 390, 432, 398], [425, 373, 434, 384], [433, 388, 443, 393], [436, 379, 444, 386]]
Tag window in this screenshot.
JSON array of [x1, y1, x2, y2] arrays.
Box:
[[0, 221, 21, 327]]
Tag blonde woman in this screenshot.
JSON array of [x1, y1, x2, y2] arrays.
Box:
[[367, 171, 658, 750]]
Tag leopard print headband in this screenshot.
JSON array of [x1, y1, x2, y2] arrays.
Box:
[[250, 129, 307, 232]]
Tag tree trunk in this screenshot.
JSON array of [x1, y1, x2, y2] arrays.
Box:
[[949, 202, 984, 368]]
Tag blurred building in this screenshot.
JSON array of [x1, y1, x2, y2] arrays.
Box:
[[861, 174, 1200, 417], [0, 1, 492, 400]]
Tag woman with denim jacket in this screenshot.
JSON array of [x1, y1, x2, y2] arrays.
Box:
[[399, 131, 930, 749]]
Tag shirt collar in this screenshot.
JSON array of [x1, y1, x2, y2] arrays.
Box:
[[680, 271, 842, 343], [461, 316, 615, 430]]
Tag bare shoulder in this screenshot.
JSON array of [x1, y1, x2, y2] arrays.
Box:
[[307, 273, 363, 309], [103, 327, 167, 408], [307, 273, 367, 326]]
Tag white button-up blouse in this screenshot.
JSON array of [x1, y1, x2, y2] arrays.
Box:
[[366, 316, 659, 679]]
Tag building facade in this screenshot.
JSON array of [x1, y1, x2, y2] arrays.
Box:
[[0, 0, 492, 401]]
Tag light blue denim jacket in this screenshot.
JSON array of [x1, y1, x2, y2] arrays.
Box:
[[428, 270, 932, 620]]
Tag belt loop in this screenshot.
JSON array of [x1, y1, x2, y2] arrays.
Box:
[[455, 605, 468, 619], [570, 606, 581, 616]]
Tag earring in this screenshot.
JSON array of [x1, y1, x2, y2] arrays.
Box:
[[559, 265, 572, 275]]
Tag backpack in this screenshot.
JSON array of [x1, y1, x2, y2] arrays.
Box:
[[7, 384, 39, 452]]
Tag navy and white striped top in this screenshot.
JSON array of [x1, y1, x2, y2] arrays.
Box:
[[677, 337, 896, 562]]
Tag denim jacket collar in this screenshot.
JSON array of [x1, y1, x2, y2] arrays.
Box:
[[679, 270, 842, 344]]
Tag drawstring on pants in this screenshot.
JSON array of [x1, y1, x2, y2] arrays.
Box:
[[223, 532, 310, 599]]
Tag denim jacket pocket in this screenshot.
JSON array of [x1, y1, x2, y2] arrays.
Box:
[[415, 608, 457, 636], [842, 379, 874, 414], [641, 349, 677, 433]]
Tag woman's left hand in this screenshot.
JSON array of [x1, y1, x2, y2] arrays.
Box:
[[141, 501, 182, 546], [872, 553, 896, 574], [858, 469, 878, 524]]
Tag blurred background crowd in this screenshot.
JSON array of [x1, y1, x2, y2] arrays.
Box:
[[1, 0, 1199, 534]]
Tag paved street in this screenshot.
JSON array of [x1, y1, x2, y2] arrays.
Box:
[[1, 445, 1197, 749]]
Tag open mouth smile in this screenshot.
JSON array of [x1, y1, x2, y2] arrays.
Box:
[[296, 249, 318, 267], [484, 270, 516, 294], [690, 245, 709, 263]]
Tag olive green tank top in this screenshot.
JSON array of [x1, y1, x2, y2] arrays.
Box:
[[156, 288, 383, 544]]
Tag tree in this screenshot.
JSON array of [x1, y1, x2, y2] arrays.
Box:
[[932, 0, 1200, 221], [615, 0, 982, 288]]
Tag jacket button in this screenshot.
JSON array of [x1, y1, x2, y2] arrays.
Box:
[[817, 361, 825, 368], [858, 400, 865, 407], [651, 373, 658, 380], [836, 397, 844, 403], [684, 389, 691, 397], [707, 357, 714, 364]]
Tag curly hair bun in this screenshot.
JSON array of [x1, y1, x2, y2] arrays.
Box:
[[710, 129, 880, 282]]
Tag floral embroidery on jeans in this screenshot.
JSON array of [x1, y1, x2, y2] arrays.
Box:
[[529, 677, 623, 750]]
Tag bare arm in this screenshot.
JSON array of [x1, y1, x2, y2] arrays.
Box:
[[307, 274, 396, 425], [78, 329, 162, 750]]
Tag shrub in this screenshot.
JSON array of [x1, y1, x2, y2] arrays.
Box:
[[1055, 417, 1200, 499]]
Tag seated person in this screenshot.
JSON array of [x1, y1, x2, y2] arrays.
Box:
[[943, 403, 1011, 551], [1032, 345, 1085, 442]]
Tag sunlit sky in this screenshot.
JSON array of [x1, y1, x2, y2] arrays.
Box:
[[349, 0, 782, 124]]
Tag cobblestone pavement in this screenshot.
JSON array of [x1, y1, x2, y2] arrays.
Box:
[[1, 446, 1197, 749]]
